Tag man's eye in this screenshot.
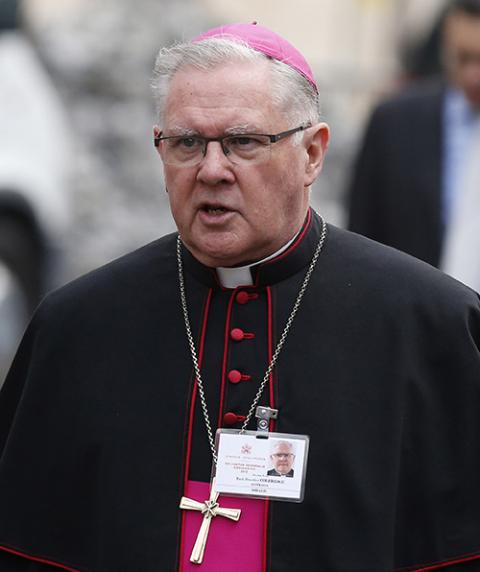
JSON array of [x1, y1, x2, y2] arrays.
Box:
[[229, 136, 263, 147], [166, 136, 201, 149], [178, 137, 201, 148]]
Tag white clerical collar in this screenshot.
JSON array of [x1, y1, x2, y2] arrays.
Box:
[[216, 233, 298, 289]]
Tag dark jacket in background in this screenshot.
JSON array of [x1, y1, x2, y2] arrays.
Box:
[[348, 81, 445, 267]]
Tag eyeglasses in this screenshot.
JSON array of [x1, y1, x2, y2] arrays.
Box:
[[154, 124, 309, 167], [271, 453, 295, 460]]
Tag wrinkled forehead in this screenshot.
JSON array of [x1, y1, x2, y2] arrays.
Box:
[[163, 61, 285, 131]]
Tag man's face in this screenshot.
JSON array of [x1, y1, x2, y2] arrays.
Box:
[[271, 442, 295, 475], [156, 60, 328, 267], [444, 11, 480, 108]]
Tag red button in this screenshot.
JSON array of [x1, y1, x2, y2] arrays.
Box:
[[228, 370, 242, 383], [236, 291, 250, 305], [235, 291, 258, 304], [230, 328, 255, 341], [230, 328, 245, 341], [223, 412, 246, 426]]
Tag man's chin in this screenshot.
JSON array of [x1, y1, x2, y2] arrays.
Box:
[[189, 247, 242, 268], [186, 237, 249, 268]]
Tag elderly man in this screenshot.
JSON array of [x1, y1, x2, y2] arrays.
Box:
[[0, 22, 479, 572]]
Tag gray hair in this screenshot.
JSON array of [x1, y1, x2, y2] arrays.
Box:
[[151, 38, 320, 131], [271, 440, 295, 454]]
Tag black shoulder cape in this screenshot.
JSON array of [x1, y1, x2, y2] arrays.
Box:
[[1, 211, 479, 571]]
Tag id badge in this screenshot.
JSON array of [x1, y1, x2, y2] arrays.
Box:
[[213, 429, 309, 502]]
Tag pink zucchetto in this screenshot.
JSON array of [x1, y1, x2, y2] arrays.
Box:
[[192, 22, 318, 92]]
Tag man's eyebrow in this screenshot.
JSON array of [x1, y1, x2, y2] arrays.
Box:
[[164, 125, 265, 137], [224, 125, 263, 135], [165, 126, 199, 136]]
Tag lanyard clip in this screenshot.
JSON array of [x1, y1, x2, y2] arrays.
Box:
[[255, 406, 278, 432]]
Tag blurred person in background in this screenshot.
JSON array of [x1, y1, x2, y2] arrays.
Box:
[[347, 0, 480, 290], [0, 21, 479, 572]]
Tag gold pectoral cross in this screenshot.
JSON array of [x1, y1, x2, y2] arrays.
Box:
[[179, 479, 241, 564]]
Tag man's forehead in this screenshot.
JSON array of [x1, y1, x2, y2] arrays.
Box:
[[163, 63, 283, 132], [273, 442, 292, 450]]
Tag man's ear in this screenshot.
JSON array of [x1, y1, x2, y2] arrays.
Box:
[[303, 123, 329, 187]]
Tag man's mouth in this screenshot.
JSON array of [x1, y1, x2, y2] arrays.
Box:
[[204, 206, 228, 215]]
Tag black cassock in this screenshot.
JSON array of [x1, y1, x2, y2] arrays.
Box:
[[0, 210, 479, 571]]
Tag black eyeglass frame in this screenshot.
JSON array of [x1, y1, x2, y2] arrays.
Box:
[[153, 124, 310, 157]]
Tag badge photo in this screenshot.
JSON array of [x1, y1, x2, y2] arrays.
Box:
[[213, 429, 310, 502]]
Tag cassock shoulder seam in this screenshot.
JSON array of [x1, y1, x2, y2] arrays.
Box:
[[39, 233, 178, 307], [28, 234, 179, 324], [394, 549, 480, 571], [328, 226, 479, 309], [0, 543, 87, 572]]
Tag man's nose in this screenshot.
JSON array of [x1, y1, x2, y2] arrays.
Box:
[[196, 141, 235, 185]]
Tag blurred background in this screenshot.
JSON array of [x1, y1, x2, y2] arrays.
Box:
[[0, 0, 449, 384]]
